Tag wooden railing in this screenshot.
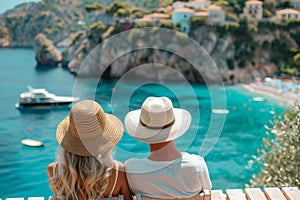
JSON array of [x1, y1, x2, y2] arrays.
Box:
[[1, 187, 300, 200], [211, 187, 300, 200]]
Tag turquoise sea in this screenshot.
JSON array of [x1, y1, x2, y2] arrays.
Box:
[[0, 48, 286, 198]]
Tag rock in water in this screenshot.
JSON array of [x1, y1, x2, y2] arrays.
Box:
[[34, 33, 62, 66]]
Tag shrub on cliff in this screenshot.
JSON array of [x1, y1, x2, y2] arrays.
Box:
[[248, 104, 300, 187], [160, 21, 174, 29], [293, 53, 300, 66], [105, 1, 131, 18], [219, 22, 240, 33], [85, 2, 103, 13]]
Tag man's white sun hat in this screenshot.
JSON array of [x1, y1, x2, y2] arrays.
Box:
[[124, 96, 191, 144]]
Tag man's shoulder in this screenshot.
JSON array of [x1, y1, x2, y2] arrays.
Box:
[[181, 152, 206, 167], [125, 158, 149, 172]]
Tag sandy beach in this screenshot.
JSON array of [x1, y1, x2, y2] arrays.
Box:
[[242, 82, 300, 106]]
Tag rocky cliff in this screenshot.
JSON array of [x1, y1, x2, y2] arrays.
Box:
[[34, 33, 62, 66], [0, 0, 159, 47], [61, 22, 300, 83], [0, 0, 97, 47]]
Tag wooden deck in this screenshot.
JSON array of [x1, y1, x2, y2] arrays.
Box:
[[1, 187, 299, 200]]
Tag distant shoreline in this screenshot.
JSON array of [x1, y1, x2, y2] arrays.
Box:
[[242, 83, 299, 106]]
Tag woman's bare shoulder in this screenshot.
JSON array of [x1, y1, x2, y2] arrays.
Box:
[[47, 162, 55, 176]]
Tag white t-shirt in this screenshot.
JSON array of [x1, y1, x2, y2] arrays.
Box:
[[125, 152, 212, 198]]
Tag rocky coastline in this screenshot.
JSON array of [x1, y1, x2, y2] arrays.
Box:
[[1, 0, 299, 83]]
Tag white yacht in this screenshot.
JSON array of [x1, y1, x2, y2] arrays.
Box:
[[16, 86, 79, 109]]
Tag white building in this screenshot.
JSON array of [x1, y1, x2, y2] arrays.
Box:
[[276, 9, 300, 20], [207, 5, 225, 24], [188, 0, 211, 10], [243, 0, 263, 20], [172, 7, 195, 32]]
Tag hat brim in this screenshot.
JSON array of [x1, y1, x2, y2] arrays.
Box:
[[56, 114, 123, 157], [124, 108, 191, 144]]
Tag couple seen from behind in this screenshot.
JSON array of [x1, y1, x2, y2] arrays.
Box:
[[47, 97, 212, 200]]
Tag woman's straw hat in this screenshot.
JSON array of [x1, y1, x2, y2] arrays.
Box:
[[56, 100, 124, 157], [125, 97, 191, 144]]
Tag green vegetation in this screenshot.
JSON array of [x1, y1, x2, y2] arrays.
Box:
[[293, 53, 300, 66], [225, 11, 238, 22], [160, 21, 175, 29], [219, 22, 240, 33], [279, 64, 298, 76], [227, 58, 235, 70], [278, 0, 292, 8], [161, 0, 173, 8], [130, 8, 145, 18], [214, 0, 229, 7], [85, 2, 103, 13], [264, 0, 276, 15], [71, 33, 84, 45], [248, 105, 300, 187], [263, 9, 273, 18], [105, 1, 131, 18], [89, 21, 106, 31], [136, 21, 155, 28], [190, 16, 206, 28]]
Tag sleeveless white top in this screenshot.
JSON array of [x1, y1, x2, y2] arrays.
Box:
[[125, 152, 212, 199], [107, 161, 119, 198]]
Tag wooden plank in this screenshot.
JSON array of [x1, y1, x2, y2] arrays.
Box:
[[226, 189, 247, 200], [211, 190, 225, 200], [264, 187, 287, 200], [28, 198, 44, 200], [281, 187, 300, 200], [245, 188, 267, 200]]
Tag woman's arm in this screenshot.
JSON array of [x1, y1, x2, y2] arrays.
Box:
[[118, 164, 133, 200]]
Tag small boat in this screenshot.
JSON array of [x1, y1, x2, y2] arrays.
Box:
[[252, 97, 266, 102], [21, 139, 44, 147], [15, 86, 79, 109], [212, 109, 229, 114]]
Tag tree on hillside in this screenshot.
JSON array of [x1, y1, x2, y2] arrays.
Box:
[[85, 2, 103, 13], [278, 0, 292, 8], [248, 104, 300, 187], [105, 1, 131, 18], [264, 0, 276, 15], [293, 53, 300, 66]]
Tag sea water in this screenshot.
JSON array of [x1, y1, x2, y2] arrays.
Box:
[[0, 48, 285, 198]]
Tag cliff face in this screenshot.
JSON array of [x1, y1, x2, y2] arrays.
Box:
[[62, 24, 299, 83], [0, 0, 90, 47], [190, 24, 300, 83], [34, 33, 62, 66], [0, 0, 159, 48]]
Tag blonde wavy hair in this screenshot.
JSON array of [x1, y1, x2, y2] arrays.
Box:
[[50, 148, 114, 200]]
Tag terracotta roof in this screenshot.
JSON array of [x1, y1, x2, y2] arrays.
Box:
[[195, 11, 209, 16], [245, 0, 263, 5], [277, 8, 300, 14], [173, 7, 195, 13], [145, 13, 170, 19], [139, 18, 153, 22], [208, 5, 222, 10]]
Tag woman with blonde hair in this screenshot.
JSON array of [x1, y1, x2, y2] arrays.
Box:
[[47, 100, 132, 200]]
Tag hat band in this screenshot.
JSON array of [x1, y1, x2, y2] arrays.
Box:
[[140, 119, 175, 130]]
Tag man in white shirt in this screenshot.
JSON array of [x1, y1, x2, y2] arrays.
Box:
[[124, 97, 212, 199]]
